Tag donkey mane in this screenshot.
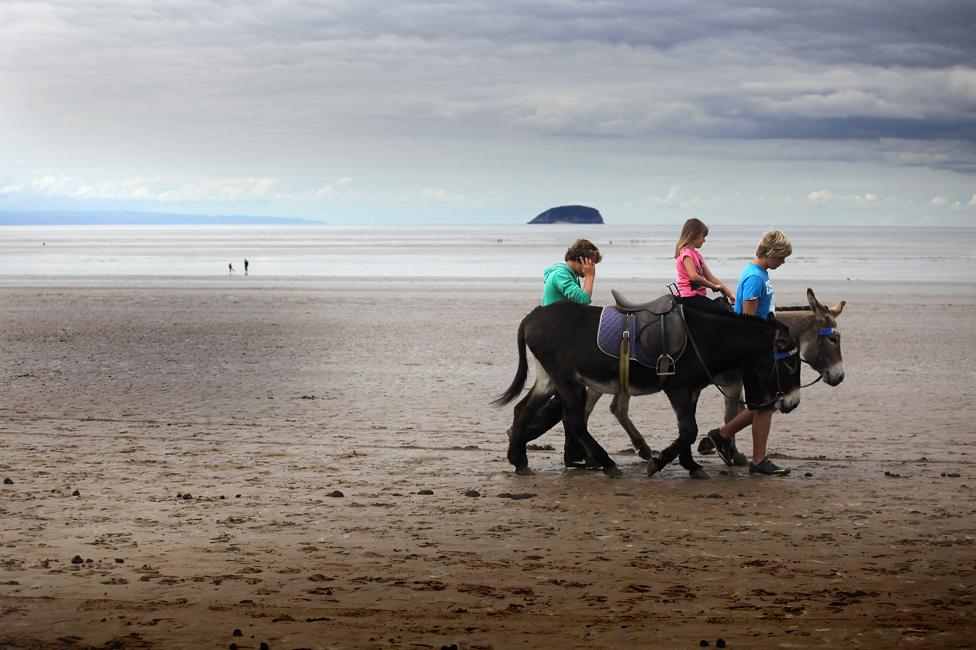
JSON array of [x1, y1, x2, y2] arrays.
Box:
[[776, 305, 812, 312]]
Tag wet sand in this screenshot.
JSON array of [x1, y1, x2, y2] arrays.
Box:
[[1, 277, 974, 649]]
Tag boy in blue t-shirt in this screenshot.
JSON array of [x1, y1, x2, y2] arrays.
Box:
[[707, 230, 793, 475], [735, 262, 775, 318]]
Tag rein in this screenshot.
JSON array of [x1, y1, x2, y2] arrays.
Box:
[[799, 359, 824, 387]]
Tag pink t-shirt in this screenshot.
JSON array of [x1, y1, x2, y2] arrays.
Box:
[[675, 247, 707, 297]]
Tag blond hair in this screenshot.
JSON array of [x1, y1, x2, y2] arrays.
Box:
[[756, 230, 792, 258], [674, 218, 709, 258]]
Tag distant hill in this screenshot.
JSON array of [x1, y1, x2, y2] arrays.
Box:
[[528, 205, 603, 224], [0, 211, 322, 226]]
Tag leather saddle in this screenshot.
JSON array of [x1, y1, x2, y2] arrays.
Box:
[[609, 290, 688, 376]]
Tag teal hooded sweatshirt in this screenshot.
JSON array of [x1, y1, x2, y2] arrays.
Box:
[[541, 263, 592, 306]]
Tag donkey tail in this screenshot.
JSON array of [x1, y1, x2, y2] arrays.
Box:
[[492, 317, 529, 406]]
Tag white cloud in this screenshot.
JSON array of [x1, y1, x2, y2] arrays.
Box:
[[807, 190, 883, 207], [807, 190, 834, 203], [0, 175, 281, 202], [931, 193, 976, 209], [643, 185, 681, 205]]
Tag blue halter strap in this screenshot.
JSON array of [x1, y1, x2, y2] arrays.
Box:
[[774, 346, 799, 361], [818, 327, 837, 336]]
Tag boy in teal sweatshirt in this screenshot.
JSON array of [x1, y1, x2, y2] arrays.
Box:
[[519, 239, 602, 466], [541, 239, 599, 306]]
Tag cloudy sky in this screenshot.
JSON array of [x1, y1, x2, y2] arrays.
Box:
[[1, 0, 974, 224]]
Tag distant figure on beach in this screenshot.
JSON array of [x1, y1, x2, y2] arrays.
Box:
[[244, 258, 249, 275], [516, 239, 602, 467], [228, 263, 234, 275]]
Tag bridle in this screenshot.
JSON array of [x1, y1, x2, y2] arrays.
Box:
[[766, 338, 801, 403], [798, 325, 840, 388]]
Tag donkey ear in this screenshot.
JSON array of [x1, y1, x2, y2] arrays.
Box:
[[829, 300, 846, 317], [806, 288, 827, 316]]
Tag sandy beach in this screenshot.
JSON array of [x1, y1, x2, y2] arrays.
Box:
[[1, 277, 974, 649]]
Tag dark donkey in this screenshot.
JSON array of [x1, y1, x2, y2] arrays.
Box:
[[494, 300, 802, 478], [589, 288, 845, 462]]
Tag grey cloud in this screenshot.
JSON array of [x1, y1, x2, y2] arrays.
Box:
[[2, 0, 975, 179]]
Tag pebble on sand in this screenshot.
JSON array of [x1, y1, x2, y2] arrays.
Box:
[[232, 629, 242, 637], [326, 490, 344, 498], [72, 490, 80, 496], [417, 489, 434, 495], [3, 478, 12, 485], [464, 490, 480, 497], [71, 555, 83, 564]]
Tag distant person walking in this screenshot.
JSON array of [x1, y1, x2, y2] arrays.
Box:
[[244, 258, 249, 275], [228, 262, 234, 275]]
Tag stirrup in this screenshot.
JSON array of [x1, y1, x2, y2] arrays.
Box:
[[656, 354, 675, 376]]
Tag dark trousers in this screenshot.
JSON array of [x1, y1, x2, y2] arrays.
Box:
[[523, 394, 589, 464], [678, 294, 732, 314]]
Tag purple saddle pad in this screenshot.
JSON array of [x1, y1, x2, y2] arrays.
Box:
[[597, 306, 657, 369]]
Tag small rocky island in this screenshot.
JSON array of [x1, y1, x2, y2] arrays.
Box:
[[528, 205, 604, 224]]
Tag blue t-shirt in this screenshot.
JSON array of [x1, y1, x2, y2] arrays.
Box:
[[735, 263, 774, 318]]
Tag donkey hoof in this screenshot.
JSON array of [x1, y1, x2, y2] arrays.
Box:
[[647, 460, 662, 477], [514, 467, 534, 476], [697, 437, 716, 454], [637, 447, 655, 461], [689, 468, 710, 480], [603, 465, 623, 478]]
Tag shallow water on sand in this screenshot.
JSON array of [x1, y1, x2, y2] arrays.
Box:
[[3, 224, 974, 283]]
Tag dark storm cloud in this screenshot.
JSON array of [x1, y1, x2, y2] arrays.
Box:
[[2, 0, 974, 174]]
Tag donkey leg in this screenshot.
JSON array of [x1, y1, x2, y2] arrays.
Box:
[[560, 384, 621, 478], [723, 377, 750, 466], [508, 390, 554, 476], [667, 389, 708, 479], [647, 439, 680, 477], [610, 393, 657, 461], [723, 377, 744, 424]]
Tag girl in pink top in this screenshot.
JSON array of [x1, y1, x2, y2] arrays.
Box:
[[674, 218, 735, 310]]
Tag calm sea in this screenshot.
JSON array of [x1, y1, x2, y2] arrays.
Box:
[[1, 224, 974, 283]]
